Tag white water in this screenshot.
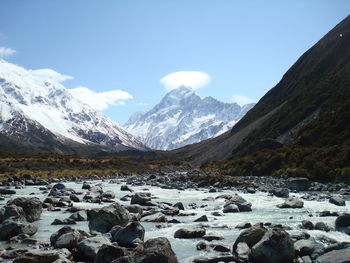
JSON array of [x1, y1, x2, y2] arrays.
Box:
[[1, 179, 349, 262]]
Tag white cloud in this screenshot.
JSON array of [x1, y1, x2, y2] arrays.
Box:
[[232, 94, 256, 106], [30, 68, 73, 83], [69, 86, 133, 111], [160, 71, 211, 91], [0, 46, 16, 58]]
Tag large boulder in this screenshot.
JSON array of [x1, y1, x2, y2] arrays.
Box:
[[287, 177, 310, 191], [88, 203, 131, 233], [277, 197, 304, 208], [174, 228, 206, 239], [0, 205, 26, 223], [294, 239, 324, 257], [315, 247, 350, 263], [223, 204, 240, 213], [94, 244, 129, 263], [329, 196, 346, 206], [77, 235, 112, 261], [233, 223, 268, 250], [225, 194, 252, 212], [50, 226, 89, 249], [130, 193, 153, 206], [132, 237, 178, 263], [12, 249, 71, 263], [335, 214, 350, 229], [0, 217, 37, 241], [141, 212, 167, 223], [270, 188, 289, 198], [113, 221, 145, 247], [7, 197, 43, 222], [250, 228, 294, 263]]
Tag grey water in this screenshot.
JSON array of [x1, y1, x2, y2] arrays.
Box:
[[1, 179, 349, 262]]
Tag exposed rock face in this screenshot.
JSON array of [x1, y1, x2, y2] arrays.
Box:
[[132, 237, 178, 263], [250, 228, 294, 263], [88, 203, 131, 233], [124, 86, 255, 150], [7, 197, 43, 222]]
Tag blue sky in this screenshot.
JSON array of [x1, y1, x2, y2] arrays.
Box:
[[0, 1, 349, 124]]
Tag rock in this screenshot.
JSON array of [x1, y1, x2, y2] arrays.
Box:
[[211, 211, 223, 217], [120, 185, 133, 192], [113, 221, 145, 247], [196, 241, 208, 250], [233, 223, 267, 250], [51, 218, 76, 225], [132, 237, 178, 263], [82, 182, 91, 190], [141, 212, 167, 223], [0, 217, 37, 241], [130, 193, 153, 206], [277, 197, 304, 208], [225, 194, 252, 212], [223, 204, 240, 213], [94, 244, 129, 263], [212, 244, 230, 252], [125, 205, 143, 215], [294, 239, 324, 257], [194, 215, 208, 222], [0, 188, 16, 195], [52, 183, 66, 191], [271, 188, 289, 198], [287, 177, 311, 191], [12, 249, 71, 263], [250, 228, 294, 263], [335, 214, 350, 229], [315, 246, 350, 263], [69, 194, 80, 202], [236, 242, 251, 262], [329, 196, 346, 206], [301, 220, 314, 230], [236, 222, 252, 229], [202, 232, 224, 241], [102, 191, 115, 199], [0, 205, 26, 223], [69, 210, 88, 221], [314, 222, 331, 232], [173, 202, 185, 210], [7, 197, 43, 222], [174, 228, 206, 239], [192, 256, 236, 263], [246, 187, 256, 194], [319, 211, 339, 217], [88, 203, 131, 233], [50, 226, 89, 249], [77, 235, 112, 261]]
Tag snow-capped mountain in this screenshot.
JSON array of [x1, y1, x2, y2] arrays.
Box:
[[0, 59, 147, 154], [124, 86, 255, 150]]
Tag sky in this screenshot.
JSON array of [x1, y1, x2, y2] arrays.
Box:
[[0, 1, 349, 124]]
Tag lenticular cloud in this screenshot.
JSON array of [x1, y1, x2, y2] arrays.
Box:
[[160, 71, 211, 90]]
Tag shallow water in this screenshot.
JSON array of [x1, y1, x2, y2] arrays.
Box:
[[1, 179, 350, 262]]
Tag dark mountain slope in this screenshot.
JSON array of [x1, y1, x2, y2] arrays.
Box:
[[173, 15, 350, 180]]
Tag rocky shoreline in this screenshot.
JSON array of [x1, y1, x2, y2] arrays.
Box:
[[0, 170, 349, 263]]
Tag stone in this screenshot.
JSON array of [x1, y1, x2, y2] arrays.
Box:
[[50, 226, 89, 249], [125, 205, 143, 214], [315, 246, 350, 263], [233, 223, 267, 250], [77, 235, 112, 261], [7, 197, 43, 222], [194, 215, 208, 222], [120, 185, 133, 192], [174, 228, 206, 239], [225, 194, 252, 212], [271, 188, 289, 198], [102, 191, 116, 199], [329, 196, 346, 206], [236, 242, 251, 262], [335, 214, 350, 229], [69, 210, 88, 222], [294, 239, 324, 257], [173, 202, 185, 210], [235, 222, 252, 229], [52, 183, 66, 191], [141, 212, 167, 223], [192, 256, 236, 263], [287, 177, 311, 191], [196, 241, 208, 250], [0, 188, 16, 195], [212, 244, 230, 252], [12, 249, 71, 263], [0, 205, 26, 223], [88, 203, 131, 233], [223, 204, 240, 213], [250, 228, 294, 263], [277, 197, 304, 208], [94, 244, 129, 263], [0, 217, 37, 241], [314, 222, 331, 232], [202, 232, 224, 241], [301, 220, 314, 230], [51, 218, 76, 225], [113, 221, 145, 247], [130, 193, 152, 206], [132, 237, 178, 263]]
